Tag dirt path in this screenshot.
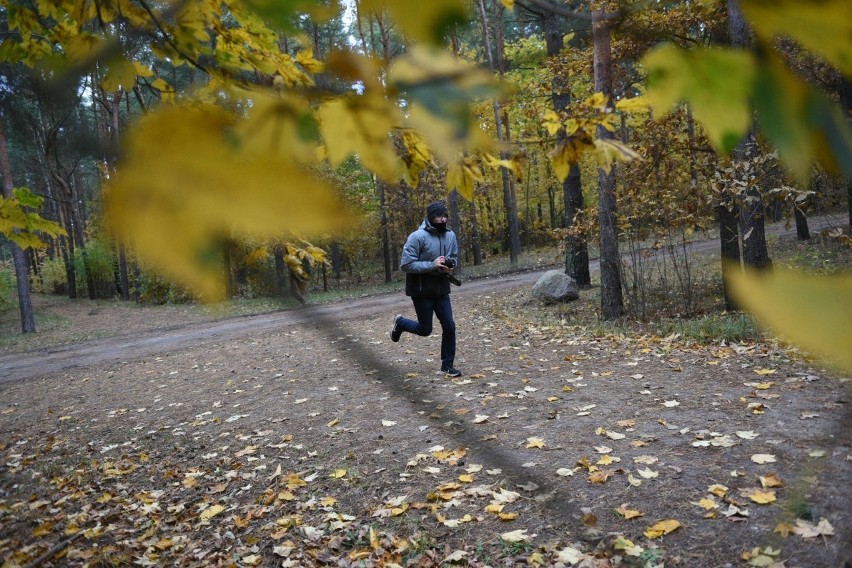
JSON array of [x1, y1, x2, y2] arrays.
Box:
[[1, 217, 849, 568], [0, 216, 841, 385]]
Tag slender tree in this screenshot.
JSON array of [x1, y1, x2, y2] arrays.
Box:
[[0, 116, 36, 332], [536, 0, 590, 286], [592, 10, 623, 320], [476, 0, 521, 264], [727, 0, 771, 271]]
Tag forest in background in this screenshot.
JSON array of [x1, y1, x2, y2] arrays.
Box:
[[0, 0, 850, 342]]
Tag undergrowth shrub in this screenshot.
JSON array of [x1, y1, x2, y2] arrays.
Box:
[[0, 265, 13, 310], [37, 257, 68, 294], [136, 269, 193, 304], [75, 240, 116, 298]]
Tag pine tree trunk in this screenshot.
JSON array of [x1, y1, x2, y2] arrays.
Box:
[[118, 243, 130, 300], [592, 10, 623, 320], [378, 178, 392, 283], [476, 0, 521, 264], [469, 198, 483, 265], [0, 117, 36, 332]]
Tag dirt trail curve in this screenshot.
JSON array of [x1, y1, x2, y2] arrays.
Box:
[[0, 217, 839, 385]]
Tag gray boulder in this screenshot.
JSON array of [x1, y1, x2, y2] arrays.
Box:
[[531, 270, 580, 303]]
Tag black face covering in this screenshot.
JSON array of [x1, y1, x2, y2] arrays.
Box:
[[430, 220, 447, 233]]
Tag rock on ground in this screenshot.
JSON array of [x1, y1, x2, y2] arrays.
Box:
[[531, 269, 579, 303]]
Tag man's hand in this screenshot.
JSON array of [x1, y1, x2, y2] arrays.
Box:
[[434, 256, 451, 272]]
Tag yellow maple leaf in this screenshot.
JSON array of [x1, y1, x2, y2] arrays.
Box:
[[589, 469, 615, 484], [446, 156, 483, 201], [749, 489, 777, 504], [32, 522, 53, 537], [615, 95, 652, 114], [542, 110, 563, 136], [615, 506, 643, 519], [759, 473, 784, 489], [753, 369, 776, 376], [105, 104, 350, 301], [549, 135, 594, 182], [330, 469, 347, 479], [593, 138, 642, 174], [318, 95, 401, 181], [643, 519, 682, 539], [526, 437, 546, 449], [729, 266, 852, 373], [695, 498, 718, 510], [498, 511, 519, 521], [361, 0, 467, 45], [199, 504, 225, 521]]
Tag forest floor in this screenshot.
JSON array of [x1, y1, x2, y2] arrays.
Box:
[[0, 227, 850, 568]]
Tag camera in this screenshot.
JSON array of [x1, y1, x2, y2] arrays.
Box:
[[444, 258, 456, 269]]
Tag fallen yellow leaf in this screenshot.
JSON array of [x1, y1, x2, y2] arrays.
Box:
[[199, 504, 225, 521], [615, 506, 643, 519], [753, 369, 777, 376], [759, 473, 784, 489], [749, 489, 777, 504], [644, 519, 681, 539]]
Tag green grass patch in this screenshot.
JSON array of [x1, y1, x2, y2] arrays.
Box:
[[652, 313, 763, 343]]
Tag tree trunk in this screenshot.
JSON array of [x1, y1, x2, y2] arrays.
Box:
[[541, 1, 590, 286], [794, 206, 810, 240], [223, 239, 233, 298], [378, 178, 392, 283], [718, 203, 740, 310], [273, 245, 287, 296], [592, 10, 623, 320], [0, 117, 36, 332], [728, 0, 771, 271], [476, 0, 521, 264], [118, 243, 130, 300], [469, 197, 483, 265], [841, 76, 852, 228], [109, 90, 131, 301]]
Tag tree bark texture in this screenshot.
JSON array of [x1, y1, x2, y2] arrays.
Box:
[[0, 117, 36, 333], [379, 178, 392, 283], [718, 203, 741, 310], [592, 11, 623, 320], [542, 3, 590, 286], [476, 0, 521, 264], [728, 0, 771, 271]]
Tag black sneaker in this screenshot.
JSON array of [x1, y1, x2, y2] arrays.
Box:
[[390, 315, 403, 343], [441, 366, 462, 377]]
